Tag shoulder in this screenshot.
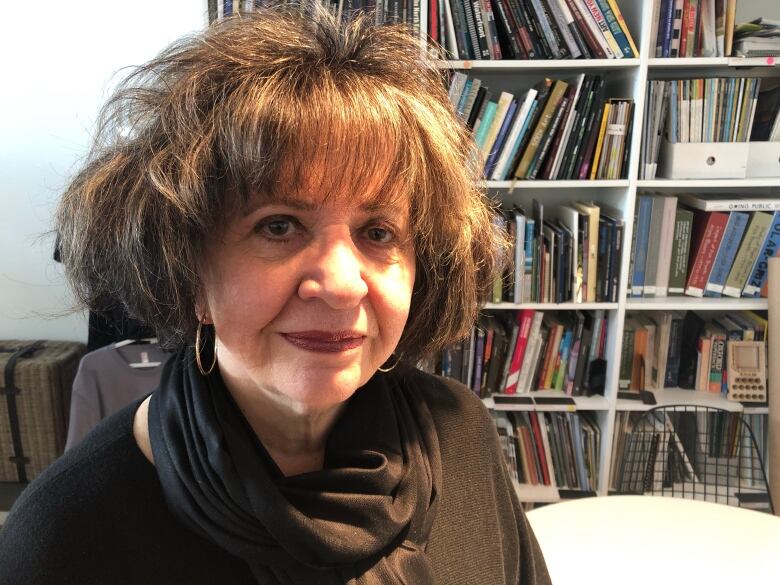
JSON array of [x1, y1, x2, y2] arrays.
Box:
[[395, 366, 496, 439], [0, 398, 157, 583]]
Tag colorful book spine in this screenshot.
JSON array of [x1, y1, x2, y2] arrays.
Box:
[[703, 212, 750, 297], [743, 211, 780, 297], [504, 309, 536, 393], [685, 211, 729, 297], [723, 212, 774, 298]]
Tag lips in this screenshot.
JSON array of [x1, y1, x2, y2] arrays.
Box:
[[281, 331, 365, 353]]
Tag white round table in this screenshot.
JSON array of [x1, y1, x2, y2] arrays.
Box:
[[526, 495, 780, 585]]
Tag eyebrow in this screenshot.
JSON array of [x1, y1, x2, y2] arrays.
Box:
[[245, 191, 406, 215]]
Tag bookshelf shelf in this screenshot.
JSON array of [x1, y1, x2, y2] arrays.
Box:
[[616, 388, 756, 412], [483, 180, 629, 190], [484, 391, 611, 412], [637, 178, 780, 189], [436, 59, 640, 71], [624, 297, 769, 311], [648, 57, 780, 69], [484, 302, 618, 311]]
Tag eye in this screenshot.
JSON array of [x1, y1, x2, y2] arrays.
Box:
[[254, 216, 300, 240], [365, 225, 394, 244]]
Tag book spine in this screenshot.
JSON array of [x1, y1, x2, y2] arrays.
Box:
[[643, 198, 665, 297], [704, 212, 749, 297], [685, 212, 729, 297], [485, 99, 519, 177], [504, 309, 536, 393], [461, 0, 488, 59], [545, 0, 582, 58], [668, 209, 694, 295], [593, 0, 633, 57], [506, 0, 540, 58], [660, 0, 675, 57], [664, 317, 684, 387], [554, 0, 591, 58], [449, 0, 474, 59], [580, 0, 622, 58], [618, 327, 634, 389], [528, 94, 570, 179], [743, 212, 780, 297], [470, 0, 493, 58], [528, 0, 564, 58], [723, 212, 774, 297], [563, 0, 606, 57], [492, 0, 526, 58], [604, 0, 639, 56], [481, 0, 504, 59]]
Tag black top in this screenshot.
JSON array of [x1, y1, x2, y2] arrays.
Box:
[[0, 370, 550, 585]]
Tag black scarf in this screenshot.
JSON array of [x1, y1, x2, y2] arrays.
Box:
[[148, 349, 442, 584]]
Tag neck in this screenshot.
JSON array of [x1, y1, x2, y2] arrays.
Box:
[[219, 368, 347, 477]]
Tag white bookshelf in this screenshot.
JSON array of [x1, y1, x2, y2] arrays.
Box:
[[436, 0, 779, 503]]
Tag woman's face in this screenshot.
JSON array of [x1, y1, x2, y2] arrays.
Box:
[[199, 189, 416, 414]]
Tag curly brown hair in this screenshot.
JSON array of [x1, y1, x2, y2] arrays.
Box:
[[55, 5, 507, 359]]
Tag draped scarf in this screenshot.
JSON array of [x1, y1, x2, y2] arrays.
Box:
[[148, 349, 442, 584]]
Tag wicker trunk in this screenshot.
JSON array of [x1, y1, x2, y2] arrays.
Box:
[[0, 341, 85, 482]]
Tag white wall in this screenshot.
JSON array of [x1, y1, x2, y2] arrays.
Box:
[[738, 0, 780, 22], [0, 1, 204, 342]]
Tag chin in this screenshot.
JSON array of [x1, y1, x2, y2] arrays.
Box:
[[276, 365, 368, 412]]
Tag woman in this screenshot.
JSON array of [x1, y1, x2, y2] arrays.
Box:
[[0, 5, 550, 584]]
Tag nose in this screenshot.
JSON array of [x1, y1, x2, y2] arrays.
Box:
[[297, 229, 369, 309]]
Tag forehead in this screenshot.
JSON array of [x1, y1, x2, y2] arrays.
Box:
[[248, 162, 412, 215]]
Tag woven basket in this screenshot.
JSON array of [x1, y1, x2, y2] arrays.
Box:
[[0, 341, 85, 482]]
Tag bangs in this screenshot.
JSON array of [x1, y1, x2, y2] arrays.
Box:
[[217, 72, 430, 214]]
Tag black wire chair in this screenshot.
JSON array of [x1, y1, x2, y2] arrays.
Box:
[[615, 405, 774, 514]]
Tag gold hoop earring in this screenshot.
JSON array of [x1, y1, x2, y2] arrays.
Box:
[[195, 319, 218, 376], [378, 354, 401, 373]]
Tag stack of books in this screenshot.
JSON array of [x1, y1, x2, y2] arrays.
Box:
[[429, 0, 637, 60], [494, 199, 624, 304], [650, 0, 739, 58], [628, 194, 780, 299], [439, 309, 609, 397], [619, 309, 766, 392], [494, 410, 599, 493], [449, 73, 634, 180], [733, 17, 780, 57], [640, 77, 762, 178]]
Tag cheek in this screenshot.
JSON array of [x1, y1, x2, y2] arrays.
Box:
[[371, 256, 416, 338]]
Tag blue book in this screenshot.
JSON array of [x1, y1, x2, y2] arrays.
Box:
[[594, 0, 634, 57], [456, 79, 473, 118], [704, 212, 750, 297], [660, 0, 674, 58], [554, 329, 574, 391], [743, 211, 780, 297], [485, 100, 518, 178], [474, 102, 498, 150], [631, 196, 654, 297], [721, 79, 735, 142], [224, 0, 233, 16]]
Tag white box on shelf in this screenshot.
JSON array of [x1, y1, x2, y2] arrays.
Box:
[[657, 139, 749, 179], [746, 142, 780, 178]]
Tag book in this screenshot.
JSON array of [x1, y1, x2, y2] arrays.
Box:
[[703, 211, 750, 297], [679, 193, 780, 212], [743, 211, 780, 297], [668, 209, 694, 295], [514, 79, 568, 179], [723, 212, 774, 297], [684, 211, 729, 297]]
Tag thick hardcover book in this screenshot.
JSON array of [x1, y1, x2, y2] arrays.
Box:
[[723, 212, 774, 298], [743, 211, 780, 297], [703, 211, 749, 297], [668, 209, 694, 295], [684, 211, 729, 297]]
